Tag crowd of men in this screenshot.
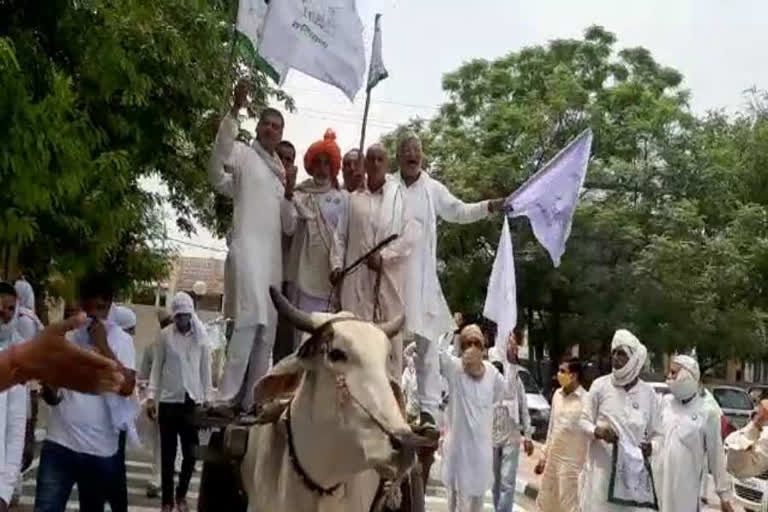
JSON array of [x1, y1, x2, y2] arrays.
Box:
[[3, 80, 768, 512]]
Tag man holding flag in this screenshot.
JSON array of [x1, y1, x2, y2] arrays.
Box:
[[394, 133, 506, 432]]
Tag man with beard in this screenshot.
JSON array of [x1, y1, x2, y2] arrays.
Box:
[[579, 329, 662, 512], [439, 324, 504, 512]]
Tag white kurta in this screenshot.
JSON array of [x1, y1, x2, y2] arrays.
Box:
[[393, 172, 490, 342], [579, 375, 662, 512], [440, 353, 504, 497], [654, 394, 730, 512], [209, 114, 287, 330]]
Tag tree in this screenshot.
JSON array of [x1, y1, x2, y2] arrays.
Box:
[[380, 26, 768, 371], [0, 0, 290, 297]]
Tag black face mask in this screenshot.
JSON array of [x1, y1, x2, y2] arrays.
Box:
[[175, 314, 192, 334]]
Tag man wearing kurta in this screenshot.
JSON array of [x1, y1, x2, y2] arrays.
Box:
[[331, 144, 419, 377], [579, 329, 662, 512], [654, 355, 733, 512], [535, 358, 589, 512], [209, 82, 289, 409], [342, 148, 365, 193], [440, 324, 504, 512], [392, 133, 505, 430], [283, 130, 347, 319]]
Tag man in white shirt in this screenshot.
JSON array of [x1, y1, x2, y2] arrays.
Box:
[[440, 324, 504, 512], [578, 329, 661, 512], [210, 81, 290, 410], [0, 283, 27, 512], [34, 275, 136, 512], [391, 133, 506, 431], [488, 328, 533, 512], [655, 355, 733, 512], [147, 292, 211, 512], [342, 148, 364, 193], [331, 143, 419, 378]]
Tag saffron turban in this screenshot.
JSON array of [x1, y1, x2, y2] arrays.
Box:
[[304, 129, 342, 177]]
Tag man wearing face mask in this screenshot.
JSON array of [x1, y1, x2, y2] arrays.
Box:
[[35, 275, 136, 512], [653, 355, 733, 512], [439, 324, 504, 512], [283, 129, 347, 324], [579, 329, 662, 512], [147, 292, 211, 512], [210, 80, 291, 410], [535, 358, 588, 512]]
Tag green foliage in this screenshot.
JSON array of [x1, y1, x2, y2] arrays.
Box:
[[0, 0, 289, 294], [381, 25, 768, 368]]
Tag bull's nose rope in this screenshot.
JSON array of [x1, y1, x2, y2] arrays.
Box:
[[284, 403, 342, 496]]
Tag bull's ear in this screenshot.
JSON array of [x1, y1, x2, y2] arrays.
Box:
[[252, 354, 304, 405]]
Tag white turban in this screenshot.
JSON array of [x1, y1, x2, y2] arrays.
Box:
[[170, 292, 207, 345], [171, 292, 195, 316], [14, 280, 34, 311], [110, 305, 137, 331], [672, 354, 700, 382], [611, 329, 647, 387]]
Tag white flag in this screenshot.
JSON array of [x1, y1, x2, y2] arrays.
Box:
[[483, 216, 517, 345], [259, 0, 366, 100], [507, 129, 592, 267], [367, 14, 388, 91], [236, 0, 289, 83]]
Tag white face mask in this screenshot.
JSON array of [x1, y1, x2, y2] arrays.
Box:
[[667, 372, 698, 401], [0, 318, 17, 345]]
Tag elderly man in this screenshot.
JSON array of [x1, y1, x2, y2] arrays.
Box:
[[579, 330, 661, 512], [342, 148, 364, 193], [209, 81, 290, 410], [392, 133, 506, 430], [283, 129, 347, 319], [654, 355, 733, 512], [440, 324, 504, 512], [331, 143, 419, 377]]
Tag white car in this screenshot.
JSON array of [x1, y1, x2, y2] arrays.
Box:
[[517, 367, 551, 441]]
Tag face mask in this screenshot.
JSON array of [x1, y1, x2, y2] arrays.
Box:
[[0, 320, 16, 345], [557, 371, 574, 389], [462, 347, 485, 380], [667, 373, 698, 401]]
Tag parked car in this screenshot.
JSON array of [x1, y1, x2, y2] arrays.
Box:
[[517, 367, 551, 442]]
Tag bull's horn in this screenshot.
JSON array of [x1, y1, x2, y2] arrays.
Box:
[[375, 312, 405, 338], [269, 286, 317, 333]]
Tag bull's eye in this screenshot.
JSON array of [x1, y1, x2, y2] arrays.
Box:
[[328, 348, 347, 363]]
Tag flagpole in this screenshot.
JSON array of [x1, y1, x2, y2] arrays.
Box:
[[358, 88, 372, 155]]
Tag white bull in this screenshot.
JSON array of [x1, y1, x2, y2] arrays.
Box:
[[240, 287, 425, 511]]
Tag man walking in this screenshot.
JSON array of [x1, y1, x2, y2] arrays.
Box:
[[489, 328, 533, 512], [579, 329, 661, 512], [535, 358, 589, 512], [209, 81, 290, 410], [34, 275, 136, 512], [147, 292, 211, 512], [655, 355, 733, 511]]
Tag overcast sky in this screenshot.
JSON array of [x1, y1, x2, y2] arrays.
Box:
[[167, 0, 768, 258]]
